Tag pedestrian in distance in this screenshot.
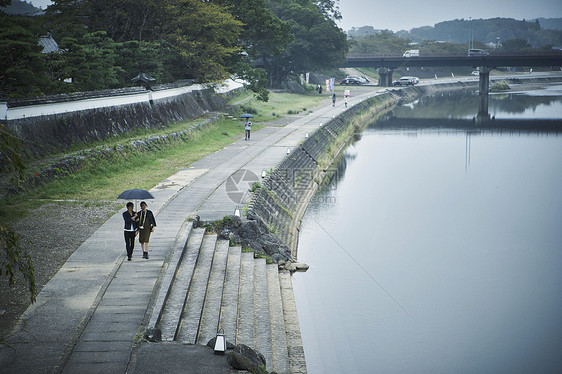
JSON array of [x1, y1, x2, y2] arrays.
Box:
[[123, 202, 138, 261], [137, 201, 156, 259], [332, 93, 336, 107], [319, 85, 322, 94], [244, 119, 252, 140]]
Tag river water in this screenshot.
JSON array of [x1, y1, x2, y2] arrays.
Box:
[[293, 84, 562, 373]]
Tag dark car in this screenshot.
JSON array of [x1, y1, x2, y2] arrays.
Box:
[[340, 77, 363, 85]]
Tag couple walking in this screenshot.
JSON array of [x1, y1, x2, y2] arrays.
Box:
[[122, 201, 157, 261]]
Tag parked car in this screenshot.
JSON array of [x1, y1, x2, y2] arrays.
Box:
[[340, 77, 363, 85], [347, 75, 370, 84], [471, 70, 480, 76], [468, 49, 489, 56], [392, 77, 415, 86]]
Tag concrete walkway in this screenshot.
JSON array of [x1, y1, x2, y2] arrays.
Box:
[[0, 86, 384, 374]]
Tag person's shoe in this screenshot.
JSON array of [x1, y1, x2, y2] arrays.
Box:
[[143, 252, 149, 259], [127, 256, 132, 261]]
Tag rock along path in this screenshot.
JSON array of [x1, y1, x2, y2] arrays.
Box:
[[0, 86, 385, 374]]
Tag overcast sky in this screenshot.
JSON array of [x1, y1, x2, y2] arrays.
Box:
[[28, 0, 562, 32], [338, 0, 562, 31]]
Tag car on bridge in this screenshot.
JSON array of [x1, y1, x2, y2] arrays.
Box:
[[468, 49, 489, 56], [392, 76, 416, 86]]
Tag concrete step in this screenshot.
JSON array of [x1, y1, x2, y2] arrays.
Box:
[[267, 264, 290, 374], [177, 234, 218, 344], [280, 270, 307, 374], [148, 221, 193, 330], [159, 228, 205, 341], [253, 258, 272, 372], [218, 246, 242, 345], [236, 251, 255, 347], [196, 239, 229, 345]]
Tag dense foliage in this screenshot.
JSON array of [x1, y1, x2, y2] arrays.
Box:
[[0, 0, 347, 98]]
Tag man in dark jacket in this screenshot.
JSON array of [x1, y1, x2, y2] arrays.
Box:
[[123, 202, 138, 261]]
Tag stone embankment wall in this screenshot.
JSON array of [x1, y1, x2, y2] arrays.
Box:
[[4, 87, 232, 161], [247, 92, 397, 257], [247, 80, 481, 257]]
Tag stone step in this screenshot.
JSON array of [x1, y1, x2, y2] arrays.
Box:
[[159, 228, 205, 341], [148, 221, 193, 330], [267, 264, 290, 374], [236, 251, 255, 347], [196, 239, 229, 345], [279, 270, 307, 374], [177, 234, 218, 344], [218, 246, 242, 344], [253, 258, 273, 372]]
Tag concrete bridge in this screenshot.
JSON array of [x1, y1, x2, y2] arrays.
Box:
[[346, 53, 562, 86], [345, 53, 562, 120]]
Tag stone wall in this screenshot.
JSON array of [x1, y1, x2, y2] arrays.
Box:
[[247, 92, 397, 257], [246, 80, 485, 258], [4, 87, 233, 161]]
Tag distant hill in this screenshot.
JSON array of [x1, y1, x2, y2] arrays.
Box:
[[1, 0, 42, 15], [534, 18, 562, 31], [390, 18, 562, 48]]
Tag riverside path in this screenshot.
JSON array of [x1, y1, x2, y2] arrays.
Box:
[[0, 85, 384, 374]]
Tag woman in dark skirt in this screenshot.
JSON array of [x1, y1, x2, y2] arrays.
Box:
[[122, 202, 138, 261], [137, 201, 156, 259]]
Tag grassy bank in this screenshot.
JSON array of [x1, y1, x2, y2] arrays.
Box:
[[1, 91, 327, 222]]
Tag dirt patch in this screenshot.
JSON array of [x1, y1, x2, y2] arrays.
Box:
[[0, 201, 120, 340]]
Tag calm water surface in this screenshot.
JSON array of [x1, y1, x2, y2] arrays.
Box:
[[293, 85, 562, 373]]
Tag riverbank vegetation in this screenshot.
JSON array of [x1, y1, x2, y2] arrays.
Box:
[[0, 91, 326, 221], [0, 0, 347, 99]]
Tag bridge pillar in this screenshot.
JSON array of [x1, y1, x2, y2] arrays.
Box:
[[478, 67, 491, 121], [378, 68, 394, 87]]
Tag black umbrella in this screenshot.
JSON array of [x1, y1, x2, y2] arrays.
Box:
[[131, 73, 156, 84], [132, 73, 156, 91], [117, 189, 154, 210], [118, 189, 155, 200], [239, 113, 254, 118]]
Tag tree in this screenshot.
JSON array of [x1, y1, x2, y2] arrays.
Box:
[[86, 0, 165, 42], [501, 38, 532, 52], [266, 0, 348, 86], [162, 0, 243, 82], [57, 31, 123, 91], [0, 124, 36, 303], [212, 0, 292, 99], [313, 0, 341, 21], [0, 13, 50, 97]]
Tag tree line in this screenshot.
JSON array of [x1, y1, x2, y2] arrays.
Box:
[[347, 18, 562, 56], [0, 0, 348, 100]]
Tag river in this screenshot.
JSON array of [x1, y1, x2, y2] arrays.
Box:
[[292, 83, 562, 373]]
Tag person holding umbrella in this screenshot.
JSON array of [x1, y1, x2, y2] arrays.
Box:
[[137, 201, 156, 259], [244, 118, 252, 140], [123, 202, 138, 261], [240, 113, 253, 140]]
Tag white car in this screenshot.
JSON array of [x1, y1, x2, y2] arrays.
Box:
[[471, 71, 479, 76], [392, 77, 415, 86]]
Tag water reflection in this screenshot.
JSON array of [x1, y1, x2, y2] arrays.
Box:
[[293, 86, 562, 374], [392, 85, 562, 120]]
